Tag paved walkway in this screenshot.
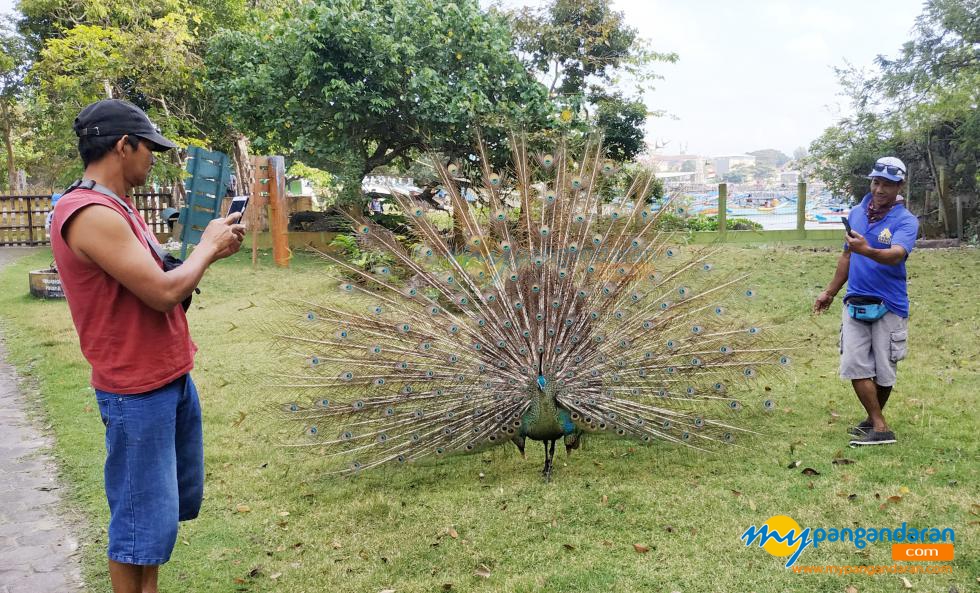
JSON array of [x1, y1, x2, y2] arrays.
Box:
[[0, 248, 84, 593]]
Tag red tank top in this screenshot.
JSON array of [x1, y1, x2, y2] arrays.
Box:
[[50, 189, 196, 394]]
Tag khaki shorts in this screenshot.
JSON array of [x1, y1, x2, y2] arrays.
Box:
[[839, 306, 908, 387]]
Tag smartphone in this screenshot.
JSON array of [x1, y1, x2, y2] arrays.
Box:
[[227, 196, 249, 220], [841, 216, 852, 236]]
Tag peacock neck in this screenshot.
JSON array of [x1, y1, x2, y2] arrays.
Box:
[[522, 380, 565, 440]]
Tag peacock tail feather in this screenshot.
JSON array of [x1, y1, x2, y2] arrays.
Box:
[[268, 135, 792, 475]]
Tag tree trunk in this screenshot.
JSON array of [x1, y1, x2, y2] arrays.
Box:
[[0, 102, 16, 190]]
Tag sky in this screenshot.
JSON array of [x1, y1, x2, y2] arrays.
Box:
[[615, 0, 926, 157], [1, 0, 927, 158]]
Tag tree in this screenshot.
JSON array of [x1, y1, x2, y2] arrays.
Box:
[[18, 0, 255, 187], [747, 148, 790, 169], [0, 19, 29, 189], [808, 0, 978, 221], [206, 0, 552, 204], [506, 0, 676, 161]]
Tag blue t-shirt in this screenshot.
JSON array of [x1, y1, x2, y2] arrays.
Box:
[[844, 193, 918, 318]]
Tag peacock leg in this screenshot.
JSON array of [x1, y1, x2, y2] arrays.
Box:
[[542, 439, 557, 481]]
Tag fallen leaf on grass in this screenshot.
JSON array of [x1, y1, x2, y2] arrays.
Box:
[[787, 460, 801, 469], [730, 489, 742, 496], [900, 576, 912, 589], [236, 504, 251, 513], [474, 564, 492, 578], [802, 467, 820, 476], [898, 486, 910, 495], [448, 528, 458, 539], [601, 494, 608, 505], [331, 541, 341, 549], [379, 589, 396, 593], [269, 573, 282, 580], [633, 544, 650, 553], [887, 496, 902, 504], [924, 467, 936, 475], [563, 543, 575, 550], [845, 586, 858, 593]]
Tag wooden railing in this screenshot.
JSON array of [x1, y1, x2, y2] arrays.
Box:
[[0, 189, 174, 246]]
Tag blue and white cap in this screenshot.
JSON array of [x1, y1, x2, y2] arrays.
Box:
[[868, 156, 906, 182]]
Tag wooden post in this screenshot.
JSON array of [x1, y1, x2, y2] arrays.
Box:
[[955, 194, 963, 238], [796, 181, 807, 238], [267, 156, 291, 267], [25, 196, 34, 246], [938, 165, 954, 237], [717, 183, 727, 241], [250, 156, 270, 269]]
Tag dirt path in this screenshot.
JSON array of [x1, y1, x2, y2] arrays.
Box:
[[0, 247, 84, 593]]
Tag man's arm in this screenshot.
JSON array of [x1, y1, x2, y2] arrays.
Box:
[[844, 231, 907, 266], [813, 249, 850, 314], [63, 205, 244, 312]]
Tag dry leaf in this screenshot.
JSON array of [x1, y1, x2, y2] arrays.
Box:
[[448, 528, 458, 539], [925, 467, 936, 475], [730, 489, 742, 496], [379, 589, 396, 593], [900, 576, 912, 589], [331, 541, 341, 549], [633, 544, 650, 553], [474, 564, 492, 578], [787, 460, 801, 469], [236, 504, 251, 513], [278, 511, 289, 517], [601, 494, 608, 505], [845, 586, 858, 593], [563, 543, 576, 550], [888, 496, 902, 504], [748, 499, 757, 512], [801, 467, 821, 476], [899, 486, 910, 495], [270, 572, 282, 580]]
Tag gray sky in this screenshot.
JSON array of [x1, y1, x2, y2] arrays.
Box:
[[620, 0, 925, 157], [3, 0, 926, 158], [493, 0, 926, 157]]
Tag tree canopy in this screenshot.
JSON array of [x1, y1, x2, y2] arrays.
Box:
[[206, 0, 553, 203]]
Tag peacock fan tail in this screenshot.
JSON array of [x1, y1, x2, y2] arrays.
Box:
[[267, 135, 793, 477]]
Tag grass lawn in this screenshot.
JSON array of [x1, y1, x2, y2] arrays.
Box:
[[0, 244, 977, 593]]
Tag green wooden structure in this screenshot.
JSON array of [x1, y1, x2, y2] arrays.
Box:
[[178, 146, 232, 257]]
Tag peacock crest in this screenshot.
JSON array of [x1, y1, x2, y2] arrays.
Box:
[[270, 136, 791, 478]]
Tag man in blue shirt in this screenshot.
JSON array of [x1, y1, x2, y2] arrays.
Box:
[[813, 156, 919, 446]]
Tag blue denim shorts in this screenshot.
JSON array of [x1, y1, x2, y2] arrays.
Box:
[[95, 374, 204, 565]]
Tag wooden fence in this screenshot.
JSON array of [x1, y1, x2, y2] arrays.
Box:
[[0, 189, 174, 246]]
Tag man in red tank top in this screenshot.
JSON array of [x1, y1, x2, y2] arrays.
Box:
[[50, 99, 245, 593]]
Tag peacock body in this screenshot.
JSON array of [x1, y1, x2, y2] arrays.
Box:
[[272, 137, 789, 477]]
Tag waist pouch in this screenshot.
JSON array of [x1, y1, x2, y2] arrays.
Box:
[[847, 302, 888, 322]]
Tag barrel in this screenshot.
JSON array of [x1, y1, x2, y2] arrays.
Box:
[[28, 269, 65, 299]]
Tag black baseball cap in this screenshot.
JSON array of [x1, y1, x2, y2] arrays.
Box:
[[73, 99, 178, 152]]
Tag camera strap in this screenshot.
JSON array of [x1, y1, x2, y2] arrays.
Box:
[[64, 179, 171, 264]]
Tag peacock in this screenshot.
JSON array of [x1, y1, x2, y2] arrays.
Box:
[[269, 136, 790, 478]]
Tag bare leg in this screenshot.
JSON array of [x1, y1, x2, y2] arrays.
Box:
[[141, 565, 159, 593], [852, 378, 889, 432], [859, 384, 893, 425], [107, 560, 142, 593], [876, 384, 891, 410]]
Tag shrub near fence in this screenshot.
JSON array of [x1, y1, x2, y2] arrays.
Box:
[[0, 189, 174, 246]]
